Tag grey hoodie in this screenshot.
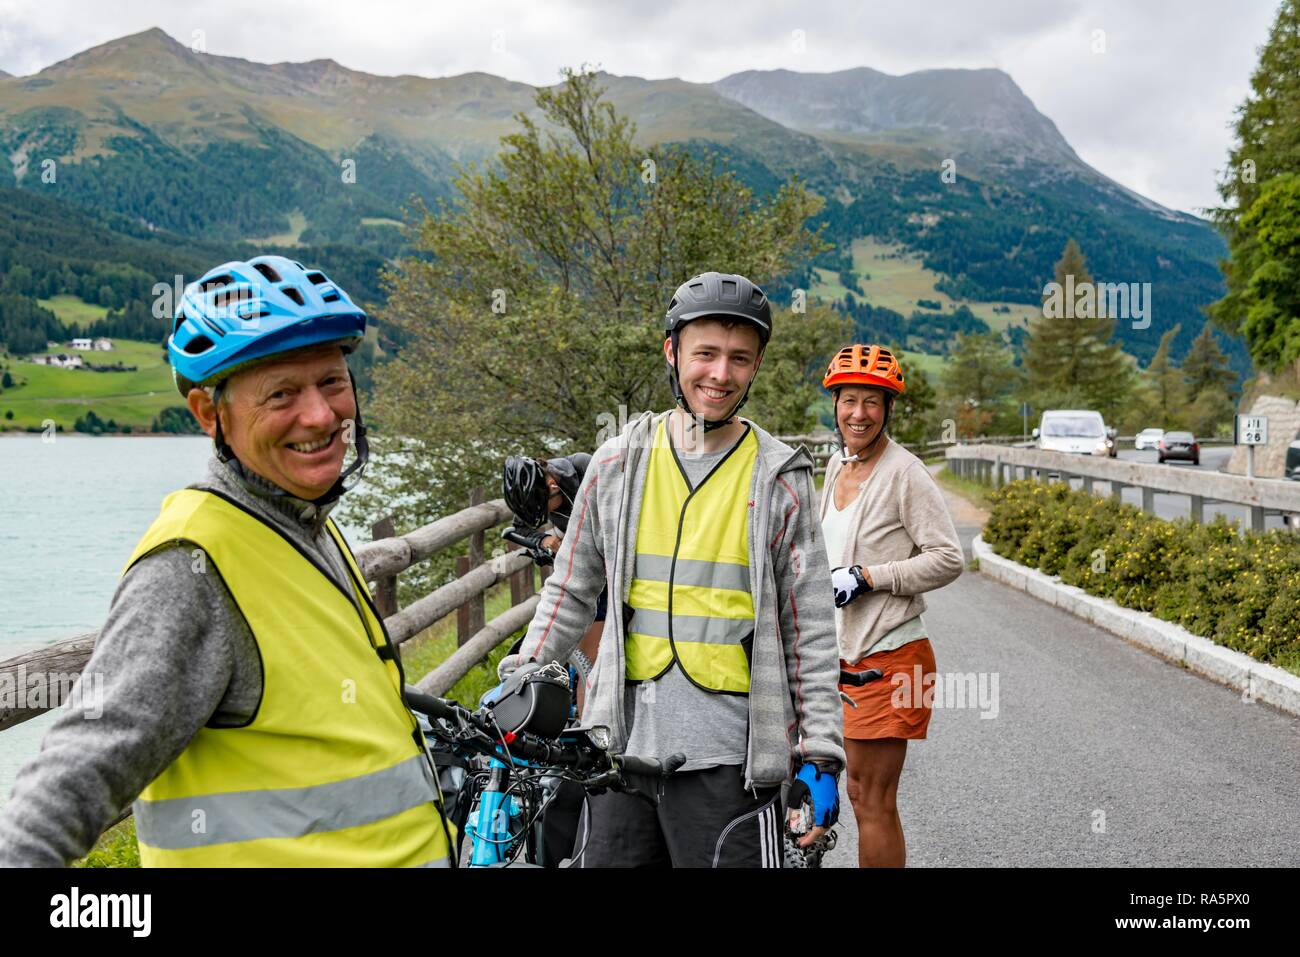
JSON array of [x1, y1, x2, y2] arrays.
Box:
[[501, 410, 845, 789]]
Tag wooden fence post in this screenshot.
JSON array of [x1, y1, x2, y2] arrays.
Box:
[[507, 541, 525, 606], [371, 516, 399, 618], [457, 489, 487, 646]]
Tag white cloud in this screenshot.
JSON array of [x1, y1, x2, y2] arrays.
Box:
[[0, 0, 1280, 213]]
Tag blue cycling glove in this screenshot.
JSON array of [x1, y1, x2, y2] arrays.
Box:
[[787, 762, 840, 828]]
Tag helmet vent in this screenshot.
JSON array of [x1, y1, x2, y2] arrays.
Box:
[[182, 335, 214, 355], [282, 286, 305, 307], [252, 262, 282, 283], [306, 272, 328, 285], [321, 291, 340, 303], [200, 274, 234, 293], [212, 286, 252, 309]]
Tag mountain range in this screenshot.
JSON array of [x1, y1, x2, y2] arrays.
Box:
[[0, 27, 1243, 375]]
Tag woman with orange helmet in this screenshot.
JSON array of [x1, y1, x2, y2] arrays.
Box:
[[818, 344, 963, 867]]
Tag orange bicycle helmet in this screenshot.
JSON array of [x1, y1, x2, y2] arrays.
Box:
[[822, 344, 906, 395]]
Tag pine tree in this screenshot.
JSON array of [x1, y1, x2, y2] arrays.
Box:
[[1023, 239, 1134, 419], [1182, 323, 1237, 397], [1144, 324, 1188, 427], [942, 330, 1021, 435]]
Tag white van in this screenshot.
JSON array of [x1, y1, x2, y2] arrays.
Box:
[[1033, 409, 1116, 457]]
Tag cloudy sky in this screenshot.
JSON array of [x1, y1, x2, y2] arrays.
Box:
[[0, 0, 1281, 215]]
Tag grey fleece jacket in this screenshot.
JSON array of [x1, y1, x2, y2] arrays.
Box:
[[502, 410, 846, 789], [0, 455, 363, 867]]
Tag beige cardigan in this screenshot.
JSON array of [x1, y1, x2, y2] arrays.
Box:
[[818, 436, 964, 663]]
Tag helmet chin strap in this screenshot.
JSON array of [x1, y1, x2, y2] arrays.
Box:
[[667, 330, 758, 433], [209, 370, 370, 507]]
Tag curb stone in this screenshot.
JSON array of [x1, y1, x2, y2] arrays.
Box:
[[971, 535, 1300, 718]]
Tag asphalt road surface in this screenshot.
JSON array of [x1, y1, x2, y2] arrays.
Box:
[[819, 478, 1300, 868]]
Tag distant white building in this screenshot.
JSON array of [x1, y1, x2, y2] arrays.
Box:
[[92, 337, 113, 351], [32, 353, 83, 368], [70, 338, 92, 351]]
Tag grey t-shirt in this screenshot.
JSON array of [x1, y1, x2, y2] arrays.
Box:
[[622, 439, 751, 772]]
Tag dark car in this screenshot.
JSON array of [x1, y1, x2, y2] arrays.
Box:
[[1287, 440, 1300, 481], [1158, 431, 1199, 466]]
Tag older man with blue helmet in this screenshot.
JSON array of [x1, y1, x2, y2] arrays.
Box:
[[0, 256, 454, 868]]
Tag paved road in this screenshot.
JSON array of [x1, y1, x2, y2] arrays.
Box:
[[821, 482, 1300, 868]]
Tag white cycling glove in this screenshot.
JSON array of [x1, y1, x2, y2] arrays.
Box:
[[831, 565, 871, 608]]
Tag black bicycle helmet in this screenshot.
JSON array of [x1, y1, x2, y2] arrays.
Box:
[[503, 456, 549, 529], [663, 272, 773, 432]]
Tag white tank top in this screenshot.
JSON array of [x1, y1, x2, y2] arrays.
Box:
[[821, 488, 856, 568]]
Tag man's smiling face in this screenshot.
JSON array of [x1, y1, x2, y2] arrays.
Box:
[[193, 345, 357, 499], [666, 318, 763, 420]]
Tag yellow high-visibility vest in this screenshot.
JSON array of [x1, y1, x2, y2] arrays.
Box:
[[625, 419, 758, 694], [123, 488, 452, 867]]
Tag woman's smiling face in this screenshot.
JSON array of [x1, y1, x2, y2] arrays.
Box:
[[836, 384, 888, 455]]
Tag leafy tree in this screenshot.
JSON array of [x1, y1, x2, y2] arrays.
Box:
[[4, 265, 33, 296], [747, 302, 851, 435], [888, 344, 938, 445], [353, 69, 832, 542], [1210, 0, 1300, 374], [74, 409, 106, 434], [1022, 239, 1135, 419], [1233, 173, 1300, 373], [1185, 386, 1235, 438], [149, 406, 203, 434], [940, 330, 1021, 435]]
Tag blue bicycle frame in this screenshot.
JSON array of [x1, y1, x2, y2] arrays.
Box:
[[462, 663, 580, 867]]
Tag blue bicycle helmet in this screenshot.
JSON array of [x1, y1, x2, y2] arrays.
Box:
[[169, 255, 366, 395], [168, 255, 371, 504]]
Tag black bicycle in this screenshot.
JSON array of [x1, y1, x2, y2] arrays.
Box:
[[406, 663, 684, 867]]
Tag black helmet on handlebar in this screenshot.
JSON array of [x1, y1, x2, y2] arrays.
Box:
[[503, 456, 549, 529], [503, 453, 591, 533]]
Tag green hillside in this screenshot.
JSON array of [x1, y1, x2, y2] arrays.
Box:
[[0, 338, 177, 431], [0, 27, 1253, 395], [37, 294, 109, 325]]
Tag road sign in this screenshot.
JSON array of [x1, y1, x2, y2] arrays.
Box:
[[1235, 415, 1268, 446]]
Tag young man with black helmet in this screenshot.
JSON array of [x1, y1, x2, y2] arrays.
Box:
[[499, 272, 845, 867]]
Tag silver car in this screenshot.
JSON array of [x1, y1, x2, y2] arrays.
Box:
[[1135, 428, 1165, 451]]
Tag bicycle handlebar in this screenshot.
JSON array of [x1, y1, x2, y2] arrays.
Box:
[[617, 751, 686, 778], [404, 685, 679, 791], [405, 687, 461, 724]]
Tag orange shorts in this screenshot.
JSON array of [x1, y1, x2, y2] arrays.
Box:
[[841, 638, 937, 740]]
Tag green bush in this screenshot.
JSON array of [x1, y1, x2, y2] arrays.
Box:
[[985, 480, 1300, 673]]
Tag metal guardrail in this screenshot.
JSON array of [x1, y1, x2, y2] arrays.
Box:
[[945, 443, 1300, 531]]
